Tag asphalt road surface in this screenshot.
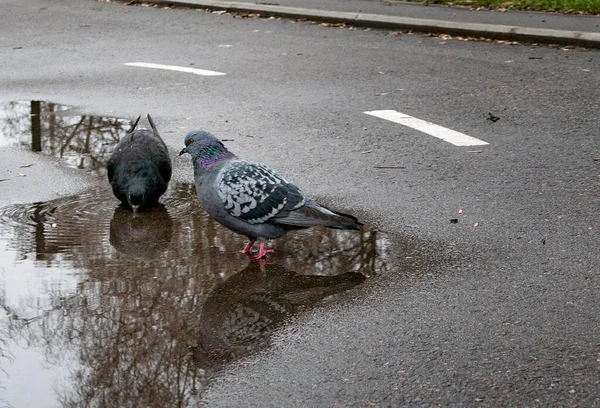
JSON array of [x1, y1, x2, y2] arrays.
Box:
[[0, 0, 599, 406]]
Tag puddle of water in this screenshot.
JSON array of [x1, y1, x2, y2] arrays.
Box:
[[0, 100, 132, 175], [0, 182, 390, 406]]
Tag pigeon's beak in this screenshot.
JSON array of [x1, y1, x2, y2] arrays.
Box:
[[179, 147, 188, 156]]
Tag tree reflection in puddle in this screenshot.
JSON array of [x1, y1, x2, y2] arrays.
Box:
[[0, 100, 132, 175], [0, 183, 388, 406]]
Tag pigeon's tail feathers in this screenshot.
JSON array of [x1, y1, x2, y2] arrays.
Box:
[[327, 209, 363, 230], [147, 114, 158, 135], [271, 200, 362, 230], [128, 115, 142, 135]]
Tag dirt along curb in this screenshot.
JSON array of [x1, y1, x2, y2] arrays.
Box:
[[137, 0, 600, 48]]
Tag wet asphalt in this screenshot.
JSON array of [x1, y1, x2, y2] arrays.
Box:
[[0, 0, 599, 406]]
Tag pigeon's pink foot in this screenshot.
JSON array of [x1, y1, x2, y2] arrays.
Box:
[[241, 240, 256, 255], [246, 241, 274, 260]]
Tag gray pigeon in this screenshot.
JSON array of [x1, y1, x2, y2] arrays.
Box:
[[179, 130, 362, 259], [107, 114, 172, 212]]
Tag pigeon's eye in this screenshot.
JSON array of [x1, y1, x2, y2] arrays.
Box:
[[188, 139, 194, 145]]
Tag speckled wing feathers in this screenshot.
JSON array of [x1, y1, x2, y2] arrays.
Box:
[[217, 160, 305, 224]]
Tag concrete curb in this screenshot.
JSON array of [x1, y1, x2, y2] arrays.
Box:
[[142, 0, 600, 48]]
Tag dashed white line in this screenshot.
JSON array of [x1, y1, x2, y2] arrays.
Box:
[[364, 110, 489, 147], [124, 62, 226, 76]]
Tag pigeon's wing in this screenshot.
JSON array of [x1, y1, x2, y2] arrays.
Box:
[[127, 115, 141, 135], [217, 161, 305, 224], [146, 114, 172, 182], [106, 151, 119, 183]]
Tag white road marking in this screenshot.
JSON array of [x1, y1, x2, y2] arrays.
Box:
[[364, 110, 489, 146], [124, 62, 226, 76]]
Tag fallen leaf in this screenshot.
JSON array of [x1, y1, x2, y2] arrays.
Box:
[[474, 221, 479, 227], [374, 165, 405, 169], [20, 164, 34, 168], [582, 69, 591, 72], [375, 92, 388, 96], [487, 112, 500, 122], [360, 149, 374, 154], [378, 71, 385, 75]]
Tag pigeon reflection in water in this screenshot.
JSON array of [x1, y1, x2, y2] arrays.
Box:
[[109, 205, 173, 259], [194, 261, 365, 365]]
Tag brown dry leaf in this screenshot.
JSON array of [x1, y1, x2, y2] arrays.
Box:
[[375, 92, 388, 96], [474, 221, 479, 227]]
